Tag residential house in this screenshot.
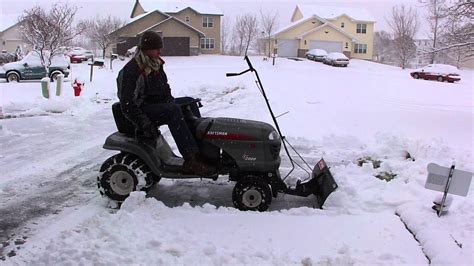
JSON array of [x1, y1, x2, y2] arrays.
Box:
[[0, 14, 31, 53], [108, 0, 223, 56], [271, 5, 375, 60]]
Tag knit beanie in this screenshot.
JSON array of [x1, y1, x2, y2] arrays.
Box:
[[139, 31, 163, 51]]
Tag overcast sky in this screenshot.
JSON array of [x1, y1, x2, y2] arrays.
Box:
[[1, 0, 429, 37]]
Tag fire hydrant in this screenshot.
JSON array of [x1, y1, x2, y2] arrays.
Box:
[[72, 78, 84, 97]]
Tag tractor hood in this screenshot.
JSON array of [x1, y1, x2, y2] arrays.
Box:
[[196, 117, 280, 142]]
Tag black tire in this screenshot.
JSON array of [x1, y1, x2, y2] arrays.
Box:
[[232, 177, 272, 211], [97, 153, 159, 202], [437, 76, 444, 82], [6, 72, 20, 82], [413, 73, 419, 79], [50, 71, 63, 82]]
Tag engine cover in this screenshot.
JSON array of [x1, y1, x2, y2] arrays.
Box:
[[195, 117, 281, 172]]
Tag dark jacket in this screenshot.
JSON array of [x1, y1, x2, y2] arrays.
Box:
[[116, 57, 172, 128]]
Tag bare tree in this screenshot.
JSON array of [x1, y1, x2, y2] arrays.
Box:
[[231, 15, 247, 55], [221, 17, 231, 55], [19, 3, 84, 76], [420, 0, 448, 63], [386, 5, 419, 69], [80, 15, 126, 58], [243, 14, 258, 55], [436, 0, 473, 58], [373, 31, 393, 62], [259, 9, 278, 57], [231, 13, 259, 56]]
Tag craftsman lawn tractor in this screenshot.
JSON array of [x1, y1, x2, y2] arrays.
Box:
[[97, 56, 338, 211]]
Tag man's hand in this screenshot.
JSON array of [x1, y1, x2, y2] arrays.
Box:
[[141, 121, 159, 139]]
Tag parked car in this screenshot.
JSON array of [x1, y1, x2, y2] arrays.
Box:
[[0, 51, 70, 82], [83, 50, 94, 61], [67, 47, 93, 63], [305, 49, 328, 62], [324, 52, 350, 67], [410, 64, 461, 83]]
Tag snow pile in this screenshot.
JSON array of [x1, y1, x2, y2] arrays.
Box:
[[20, 192, 427, 265], [397, 201, 473, 264]]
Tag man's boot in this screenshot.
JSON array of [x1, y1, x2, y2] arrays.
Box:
[[183, 154, 217, 176]]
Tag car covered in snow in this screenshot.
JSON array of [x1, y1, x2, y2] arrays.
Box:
[[324, 52, 349, 67], [410, 64, 461, 83], [305, 49, 328, 62], [0, 51, 70, 82]]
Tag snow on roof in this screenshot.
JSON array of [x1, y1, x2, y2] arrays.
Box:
[[0, 14, 21, 32], [272, 16, 316, 37], [139, 0, 223, 16], [137, 16, 205, 36], [297, 4, 376, 22]]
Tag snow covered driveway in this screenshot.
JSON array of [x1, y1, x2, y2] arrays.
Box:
[[0, 56, 472, 264]]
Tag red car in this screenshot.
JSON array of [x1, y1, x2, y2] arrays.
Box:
[[69, 54, 86, 63], [410, 64, 461, 83]]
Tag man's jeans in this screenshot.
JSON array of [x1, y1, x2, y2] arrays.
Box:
[[141, 99, 199, 159]]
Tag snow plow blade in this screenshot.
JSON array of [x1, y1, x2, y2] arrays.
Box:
[[286, 159, 338, 208]]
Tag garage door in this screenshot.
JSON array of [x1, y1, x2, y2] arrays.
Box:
[[309, 40, 343, 53], [162, 37, 190, 56], [277, 39, 299, 57]]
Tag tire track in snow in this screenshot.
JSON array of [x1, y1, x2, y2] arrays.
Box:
[[0, 156, 103, 259]]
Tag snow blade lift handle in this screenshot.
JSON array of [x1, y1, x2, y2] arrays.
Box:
[[226, 56, 314, 180]]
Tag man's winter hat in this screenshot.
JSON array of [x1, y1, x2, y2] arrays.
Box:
[[139, 31, 163, 50]]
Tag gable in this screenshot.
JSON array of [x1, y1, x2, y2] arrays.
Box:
[[296, 4, 375, 22], [131, 1, 146, 18], [145, 18, 201, 38], [1, 24, 22, 39], [115, 11, 169, 37], [303, 24, 353, 42], [290, 6, 303, 22], [274, 17, 323, 39]]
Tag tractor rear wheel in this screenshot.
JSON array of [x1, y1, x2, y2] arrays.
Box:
[[97, 153, 158, 202]]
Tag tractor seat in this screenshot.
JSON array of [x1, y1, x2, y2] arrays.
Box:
[[112, 102, 162, 137]]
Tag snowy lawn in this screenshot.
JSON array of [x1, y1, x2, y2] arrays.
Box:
[[0, 55, 472, 265]]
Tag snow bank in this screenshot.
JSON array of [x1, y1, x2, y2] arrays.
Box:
[[16, 192, 427, 265], [397, 201, 473, 264]]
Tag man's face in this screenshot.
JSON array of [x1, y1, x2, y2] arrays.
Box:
[[144, 48, 161, 59]]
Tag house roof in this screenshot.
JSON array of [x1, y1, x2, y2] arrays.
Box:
[[137, 16, 205, 37], [138, 0, 223, 16], [0, 14, 21, 33], [297, 4, 376, 22], [272, 16, 320, 37], [296, 23, 359, 42]]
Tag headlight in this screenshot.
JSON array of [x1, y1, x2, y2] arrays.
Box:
[[268, 131, 280, 140]]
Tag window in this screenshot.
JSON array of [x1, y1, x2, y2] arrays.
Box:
[[341, 22, 345, 28], [356, 23, 367, 34], [185, 16, 190, 23], [345, 42, 348, 48], [200, 38, 215, 49], [202, 16, 214, 28], [354, 43, 367, 54]]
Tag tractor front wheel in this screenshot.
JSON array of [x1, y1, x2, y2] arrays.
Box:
[[232, 177, 272, 211]]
